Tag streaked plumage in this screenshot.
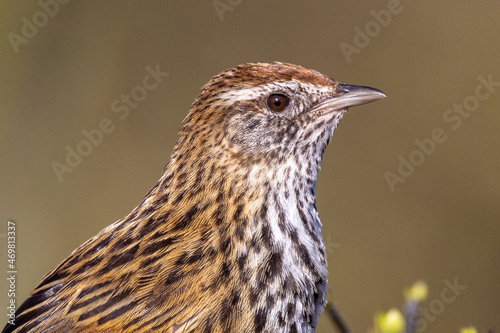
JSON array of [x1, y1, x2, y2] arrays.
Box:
[[3, 62, 385, 333]]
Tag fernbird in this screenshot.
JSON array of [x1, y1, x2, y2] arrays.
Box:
[[4, 62, 385, 333]]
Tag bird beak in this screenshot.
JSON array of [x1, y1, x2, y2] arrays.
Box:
[[317, 84, 386, 111]]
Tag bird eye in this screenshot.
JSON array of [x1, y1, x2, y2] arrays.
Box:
[[266, 94, 290, 112]]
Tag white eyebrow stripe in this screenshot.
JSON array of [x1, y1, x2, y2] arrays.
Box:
[[217, 85, 267, 101], [217, 80, 332, 102]]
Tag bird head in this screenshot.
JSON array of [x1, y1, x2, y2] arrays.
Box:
[[177, 62, 385, 168]]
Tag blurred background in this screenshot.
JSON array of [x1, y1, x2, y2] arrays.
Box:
[[1, 1, 499, 331]]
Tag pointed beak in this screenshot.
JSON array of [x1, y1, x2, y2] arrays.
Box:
[[317, 84, 386, 111]]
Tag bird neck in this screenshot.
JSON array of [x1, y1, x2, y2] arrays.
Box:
[[134, 152, 329, 331]]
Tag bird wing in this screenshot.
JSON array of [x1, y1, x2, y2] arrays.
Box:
[[2, 216, 208, 333]]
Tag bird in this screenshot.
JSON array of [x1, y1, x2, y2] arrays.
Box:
[[3, 62, 385, 333]]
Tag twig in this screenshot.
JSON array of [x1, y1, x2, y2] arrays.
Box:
[[325, 302, 353, 333], [404, 299, 419, 333]]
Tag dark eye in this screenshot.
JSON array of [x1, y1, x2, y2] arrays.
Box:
[[266, 94, 290, 112]]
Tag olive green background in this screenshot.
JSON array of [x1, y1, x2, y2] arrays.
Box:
[[1, 1, 499, 332]]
